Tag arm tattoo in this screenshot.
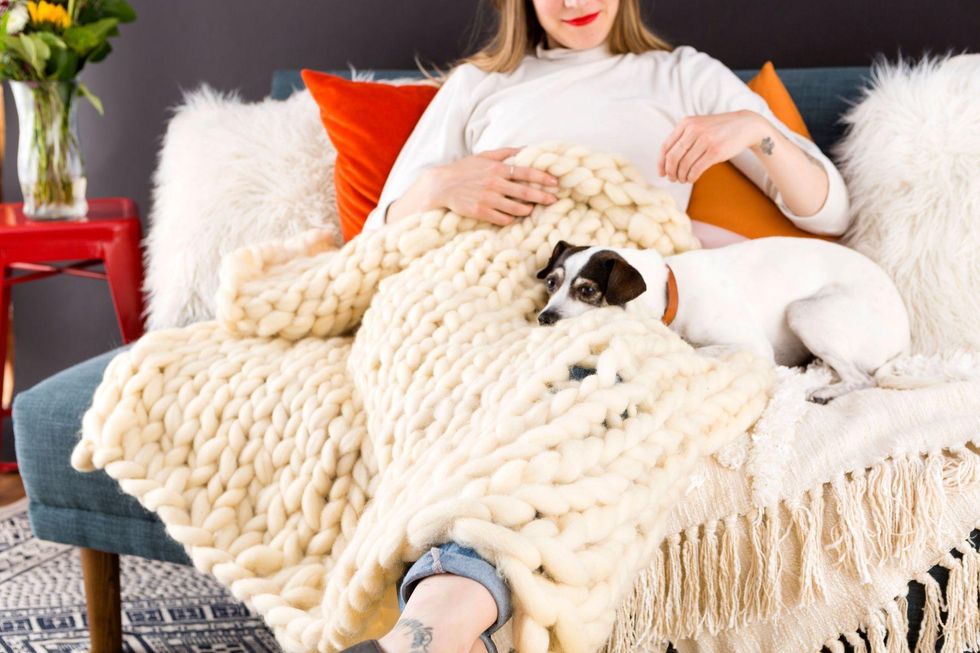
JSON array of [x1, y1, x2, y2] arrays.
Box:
[[759, 136, 774, 155], [394, 618, 434, 652]]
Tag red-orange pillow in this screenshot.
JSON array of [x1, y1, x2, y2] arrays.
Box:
[[687, 61, 833, 240], [301, 69, 438, 242]]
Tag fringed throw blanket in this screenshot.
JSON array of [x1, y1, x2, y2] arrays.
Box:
[[70, 141, 774, 653], [602, 366, 980, 653]]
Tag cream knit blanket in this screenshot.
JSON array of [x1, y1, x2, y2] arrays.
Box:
[[70, 141, 774, 653]]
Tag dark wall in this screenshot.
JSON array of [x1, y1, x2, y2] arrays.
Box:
[[642, 0, 977, 68], [2, 0, 976, 461]]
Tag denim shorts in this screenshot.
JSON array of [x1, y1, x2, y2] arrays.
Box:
[[397, 541, 512, 653]]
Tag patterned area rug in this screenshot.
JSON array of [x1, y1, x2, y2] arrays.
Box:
[[0, 498, 282, 653]]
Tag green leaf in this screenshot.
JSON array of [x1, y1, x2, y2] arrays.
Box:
[[27, 33, 52, 67], [47, 43, 79, 79], [77, 80, 103, 115], [0, 62, 21, 79], [63, 17, 119, 56], [87, 40, 111, 63], [76, 3, 98, 24], [36, 32, 68, 51], [0, 36, 26, 69], [0, 50, 24, 79], [100, 0, 137, 23], [5, 34, 51, 77]]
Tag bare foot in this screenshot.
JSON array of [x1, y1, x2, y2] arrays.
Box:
[[377, 573, 497, 653]]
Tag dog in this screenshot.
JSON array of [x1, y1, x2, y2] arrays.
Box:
[[535, 237, 911, 404]]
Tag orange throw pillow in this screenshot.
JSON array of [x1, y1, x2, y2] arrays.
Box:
[[687, 61, 832, 240], [302, 69, 438, 242]]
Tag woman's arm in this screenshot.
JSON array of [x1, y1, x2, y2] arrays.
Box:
[[732, 109, 850, 235], [663, 46, 851, 236], [746, 111, 829, 218], [381, 171, 442, 225], [362, 64, 484, 233], [660, 108, 831, 217]]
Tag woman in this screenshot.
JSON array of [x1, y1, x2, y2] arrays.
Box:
[[348, 1, 851, 652], [361, 1, 849, 247]]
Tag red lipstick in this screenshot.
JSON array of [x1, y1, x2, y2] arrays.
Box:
[[565, 11, 599, 26]]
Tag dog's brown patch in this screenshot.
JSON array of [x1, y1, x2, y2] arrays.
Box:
[[578, 250, 647, 306], [536, 240, 589, 279]]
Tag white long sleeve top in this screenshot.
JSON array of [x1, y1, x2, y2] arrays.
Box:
[[361, 42, 850, 247]]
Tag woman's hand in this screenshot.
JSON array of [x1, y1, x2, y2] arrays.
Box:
[[428, 147, 561, 226], [657, 109, 768, 183]]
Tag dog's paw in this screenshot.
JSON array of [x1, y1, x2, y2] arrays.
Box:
[[807, 384, 849, 404], [808, 379, 876, 404], [806, 390, 833, 405]]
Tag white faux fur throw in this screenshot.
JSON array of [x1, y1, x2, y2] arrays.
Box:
[[72, 141, 774, 653], [143, 71, 429, 332], [142, 85, 343, 331], [833, 53, 980, 355]]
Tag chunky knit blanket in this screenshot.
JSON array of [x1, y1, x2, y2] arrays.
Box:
[[71, 141, 774, 653]]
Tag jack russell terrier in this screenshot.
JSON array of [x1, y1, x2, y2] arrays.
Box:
[[535, 237, 911, 404]]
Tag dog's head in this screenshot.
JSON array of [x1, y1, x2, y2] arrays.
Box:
[[536, 240, 648, 325]]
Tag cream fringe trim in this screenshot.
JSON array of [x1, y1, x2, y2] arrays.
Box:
[[601, 444, 980, 651], [820, 539, 980, 653]]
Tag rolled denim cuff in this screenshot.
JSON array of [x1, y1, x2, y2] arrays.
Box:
[[398, 542, 512, 653]]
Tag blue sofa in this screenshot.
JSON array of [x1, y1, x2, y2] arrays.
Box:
[[18, 63, 939, 652]]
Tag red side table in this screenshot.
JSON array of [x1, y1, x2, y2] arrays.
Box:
[[0, 197, 146, 473]]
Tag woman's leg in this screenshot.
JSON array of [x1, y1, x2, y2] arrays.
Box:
[[378, 542, 513, 653]]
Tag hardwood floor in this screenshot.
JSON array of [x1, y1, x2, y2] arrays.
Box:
[[0, 472, 25, 506]]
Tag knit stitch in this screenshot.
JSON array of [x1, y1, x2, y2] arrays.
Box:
[[71, 141, 772, 653]]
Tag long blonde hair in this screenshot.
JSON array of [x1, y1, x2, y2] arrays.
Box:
[[414, 0, 673, 86]]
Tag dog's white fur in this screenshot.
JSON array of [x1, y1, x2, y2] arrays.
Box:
[[833, 53, 980, 355], [540, 237, 911, 403]]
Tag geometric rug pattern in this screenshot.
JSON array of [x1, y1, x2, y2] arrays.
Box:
[[5, 497, 976, 653], [0, 498, 283, 653]]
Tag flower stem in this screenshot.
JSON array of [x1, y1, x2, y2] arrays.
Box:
[[29, 82, 77, 208]]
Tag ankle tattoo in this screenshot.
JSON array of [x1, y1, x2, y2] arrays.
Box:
[[395, 618, 434, 652]]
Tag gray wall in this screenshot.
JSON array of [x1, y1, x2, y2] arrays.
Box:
[[3, 0, 976, 461]]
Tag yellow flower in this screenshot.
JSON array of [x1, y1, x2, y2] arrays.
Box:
[[27, 1, 71, 30]]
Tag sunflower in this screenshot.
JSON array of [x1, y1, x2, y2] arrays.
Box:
[[27, 0, 70, 30]]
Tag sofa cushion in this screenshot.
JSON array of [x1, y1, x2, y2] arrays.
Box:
[[833, 53, 980, 355], [143, 85, 343, 331], [301, 68, 439, 241], [13, 345, 190, 564]]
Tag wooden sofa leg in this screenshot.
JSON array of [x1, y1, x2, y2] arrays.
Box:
[[79, 548, 122, 653]]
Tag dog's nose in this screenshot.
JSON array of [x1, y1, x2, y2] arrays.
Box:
[[538, 311, 558, 326]]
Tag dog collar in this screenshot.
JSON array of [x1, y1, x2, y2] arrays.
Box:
[[663, 265, 679, 326]]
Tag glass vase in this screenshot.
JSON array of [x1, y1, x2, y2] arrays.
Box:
[[9, 79, 88, 220]]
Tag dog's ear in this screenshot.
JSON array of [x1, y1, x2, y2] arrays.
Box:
[[597, 252, 647, 306], [536, 240, 572, 279]]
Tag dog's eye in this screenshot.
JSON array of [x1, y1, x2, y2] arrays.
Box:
[[546, 276, 558, 293], [580, 286, 596, 298]]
